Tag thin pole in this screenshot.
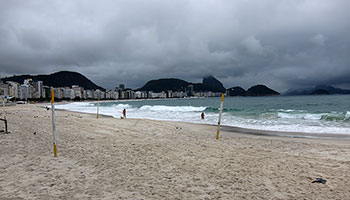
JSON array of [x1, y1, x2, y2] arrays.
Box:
[[216, 94, 225, 140], [5, 119, 7, 133], [51, 89, 57, 157], [2, 96, 7, 133], [2, 97, 6, 120], [97, 97, 100, 119]]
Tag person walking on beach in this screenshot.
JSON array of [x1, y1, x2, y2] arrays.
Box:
[[122, 109, 126, 119], [201, 112, 205, 119]]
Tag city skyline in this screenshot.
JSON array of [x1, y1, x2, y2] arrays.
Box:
[[0, 77, 225, 101]]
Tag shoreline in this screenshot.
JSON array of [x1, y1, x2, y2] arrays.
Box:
[[53, 104, 350, 141], [220, 125, 350, 140]]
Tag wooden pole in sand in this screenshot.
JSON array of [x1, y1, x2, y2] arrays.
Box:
[[51, 89, 57, 157], [216, 94, 225, 140], [2, 96, 6, 120], [96, 96, 100, 119], [1, 96, 8, 133]]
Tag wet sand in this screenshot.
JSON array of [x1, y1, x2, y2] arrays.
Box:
[[0, 104, 349, 199]]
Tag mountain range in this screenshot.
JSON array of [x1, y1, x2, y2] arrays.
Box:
[[3, 71, 349, 97], [138, 76, 280, 96], [1, 71, 281, 96], [226, 85, 280, 96], [284, 85, 350, 95]]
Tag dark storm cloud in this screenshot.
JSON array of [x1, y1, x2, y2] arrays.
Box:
[[0, 0, 349, 92]]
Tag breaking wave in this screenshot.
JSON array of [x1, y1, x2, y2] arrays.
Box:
[[139, 105, 206, 112]]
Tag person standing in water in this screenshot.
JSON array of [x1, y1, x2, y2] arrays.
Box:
[[122, 109, 126, 119], [201, 112, 205, 119]]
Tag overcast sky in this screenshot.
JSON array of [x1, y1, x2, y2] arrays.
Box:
[[0, 0, 349, 92]]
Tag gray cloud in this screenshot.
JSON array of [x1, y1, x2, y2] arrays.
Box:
[[0, 0, 349, 92]]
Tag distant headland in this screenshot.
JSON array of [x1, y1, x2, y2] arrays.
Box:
[[283, 85, 350, 96]]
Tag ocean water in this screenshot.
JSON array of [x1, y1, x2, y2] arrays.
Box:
[[56, 95, 350, 135]]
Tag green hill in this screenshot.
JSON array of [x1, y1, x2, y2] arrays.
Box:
[[246, 85, 280, 96], [1, 71, 104, 91], [137, 75, 227, 93]]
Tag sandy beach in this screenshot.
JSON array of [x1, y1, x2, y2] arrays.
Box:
[[1, 104, 350, 199]]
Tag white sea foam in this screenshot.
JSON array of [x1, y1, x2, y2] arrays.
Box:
[[277, 109, 296, 112], [277, 112, 323, 120], [345, 111, 350, 120], [56, 102, 350, 135], [139, 105, 206, 112], [111, 104, 132, 108]]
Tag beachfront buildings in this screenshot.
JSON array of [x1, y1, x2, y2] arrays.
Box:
[[0, 79, 223, 101], [0, 81, 9, 97]]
